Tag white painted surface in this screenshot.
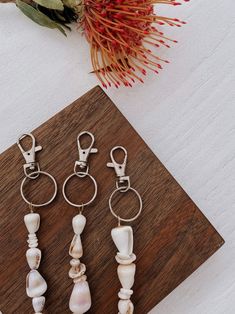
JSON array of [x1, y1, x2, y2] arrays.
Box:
[[0, 1, 235, 313]]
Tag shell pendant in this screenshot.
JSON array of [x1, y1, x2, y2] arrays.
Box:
[[68, 214, 91, 313]]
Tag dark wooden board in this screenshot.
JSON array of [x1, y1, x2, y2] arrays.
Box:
[[0, 86, 224, 314]]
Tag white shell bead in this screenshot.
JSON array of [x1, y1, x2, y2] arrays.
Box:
[[72, 214, 86, 235], [73, 274, 87, 284], [111, 226, 133, 258], [24, 213, 40, 234], [118, 288, 133, 300], [69, 234, 83, 259], [118, 300, 134, 314], [70, 258, 80, 267], [69, 262, 86, 279], [26, 270, 47, 298], [116, 253, 136, 265], [117, 263, 136, 290], [69, 281, 91, 313], [27, 234, 38, 248], [32, 296, 45, 312], [26, 248, 41, 269]]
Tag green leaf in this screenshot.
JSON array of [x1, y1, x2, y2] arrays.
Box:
[[32, 0, 64, 11], [16, 0, 67, 36]]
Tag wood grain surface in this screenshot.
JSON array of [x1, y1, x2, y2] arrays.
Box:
[[0, 86, 224, 314]]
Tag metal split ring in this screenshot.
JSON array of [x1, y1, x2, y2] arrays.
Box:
[[109, 187, 143, 222], [20, 170, 57, 207], [62, 172, 97, 208]]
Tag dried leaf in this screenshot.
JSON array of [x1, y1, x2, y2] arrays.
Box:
[[32, 0, 64, 11], [62, 0, 79, 8], [16, 0, 67, 36]]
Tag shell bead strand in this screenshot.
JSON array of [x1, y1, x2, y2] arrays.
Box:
[[24, 213, 47, 313], [68, 214, 91, 313], [111, 226, 135, 314]]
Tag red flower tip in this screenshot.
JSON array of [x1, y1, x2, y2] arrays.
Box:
[[100, 10, 107, 17]]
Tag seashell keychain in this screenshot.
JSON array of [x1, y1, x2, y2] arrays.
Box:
[[107, 146, 143, 314], [62, 131, 98, 314], [17, 133, 58, 314]]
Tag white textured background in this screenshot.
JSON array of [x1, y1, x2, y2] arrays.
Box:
[[0, 1, 235, 313]]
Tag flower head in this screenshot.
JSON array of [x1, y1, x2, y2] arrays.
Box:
[[82, 0, 189, 87]]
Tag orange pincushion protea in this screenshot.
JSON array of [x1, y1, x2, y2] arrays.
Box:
[[82, 0, 189, 87]]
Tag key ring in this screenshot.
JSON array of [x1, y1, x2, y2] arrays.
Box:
[[109, 186, 143, 222], [62, 172, 97, 208], [62, 131, 98, 208], [107, 146, 143, 223], [18, 133, 58, 208], [20, 170, 58, 207]]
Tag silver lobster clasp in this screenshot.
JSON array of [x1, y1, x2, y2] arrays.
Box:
[[17, 133, 42, 177], [75, 131, 98, 170], [107, 146, 130, 190]]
